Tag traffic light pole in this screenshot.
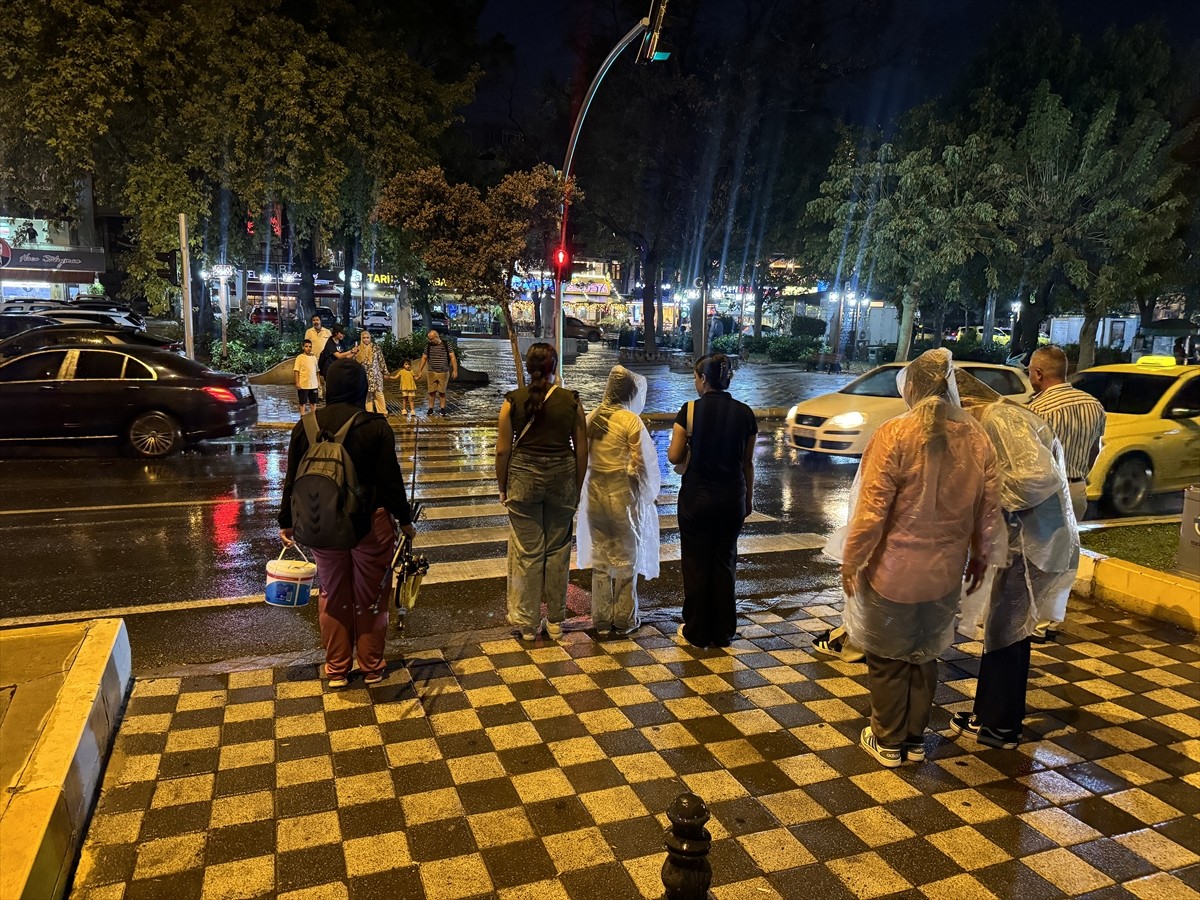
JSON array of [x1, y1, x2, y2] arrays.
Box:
[[553, 18, 648, 383]]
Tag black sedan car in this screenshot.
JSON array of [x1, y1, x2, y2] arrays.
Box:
[[0, 314, 60, 339], [0, 325, 183, 360], [0, 345, 257, 457]]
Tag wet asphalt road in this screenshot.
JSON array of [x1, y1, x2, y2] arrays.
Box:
[[0, 425, 854, 673]]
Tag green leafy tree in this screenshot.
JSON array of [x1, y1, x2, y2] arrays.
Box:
[[377, 163, 573, 386]]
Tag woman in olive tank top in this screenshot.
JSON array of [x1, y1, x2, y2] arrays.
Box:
[[495, 344, 589, 641]]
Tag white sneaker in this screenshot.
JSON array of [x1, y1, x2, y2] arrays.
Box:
[[542, 618, 563, 640]]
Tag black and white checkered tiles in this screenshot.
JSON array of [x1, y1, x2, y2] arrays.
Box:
[[72, 594, 1200, 899]]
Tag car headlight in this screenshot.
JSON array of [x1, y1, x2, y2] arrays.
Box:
[[828, 411, 867, 429], [787, 405, 799, 420]]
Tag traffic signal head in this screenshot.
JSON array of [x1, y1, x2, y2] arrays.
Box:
[[552, 246, 572, 280]]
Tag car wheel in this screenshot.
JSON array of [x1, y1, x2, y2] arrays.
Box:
[[1101, 455, 1152, 516], [128, 411, 183, 458]]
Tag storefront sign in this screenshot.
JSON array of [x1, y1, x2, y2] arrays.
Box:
[[4, 247, 106, 273]]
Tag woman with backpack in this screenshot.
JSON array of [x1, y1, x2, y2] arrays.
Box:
[[278, 359, 416, 687], [495, 343, 588, 641]]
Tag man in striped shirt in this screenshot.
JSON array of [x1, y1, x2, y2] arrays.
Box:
[[1028, 346, 1106, 521], [414, 329, 458, 416]]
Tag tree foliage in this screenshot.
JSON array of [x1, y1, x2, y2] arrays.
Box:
[[376, 163, 574, 386]]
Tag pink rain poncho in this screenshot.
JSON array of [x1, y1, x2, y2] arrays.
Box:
[[576, 366, 661, 580], [830, 349, 1006, 664], [954, 370, 1079, 652]]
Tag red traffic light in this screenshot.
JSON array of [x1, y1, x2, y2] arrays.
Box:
[[554, 247, 568, 267], [552, 246, 572, 280]]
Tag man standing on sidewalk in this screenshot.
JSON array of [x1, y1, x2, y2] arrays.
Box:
[[306, 314, 332, 399], [1027, 346, 1106, 521], [414, 329, 458, 416]]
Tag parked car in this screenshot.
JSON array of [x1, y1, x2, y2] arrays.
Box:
[[313, 306, 336, 328], [0, 314, 60, 339], [413, 311, 450, 334], [1071, 356, 1200, 515], [250, 305, 279, 325], [785, 361, 1034, 456], [45, 308, 146, 332], [0, 325, 183, 360], [1, 300, 64, 316], [361, 309, 392, 331], [68, 299, 146, 329], [0, 346, 257, 457], [564, 316, 603, 341]]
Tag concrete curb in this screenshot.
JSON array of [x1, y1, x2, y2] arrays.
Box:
[[0, 619, 132, 900], [253, 407, 791, 432], [1073, 549, 1199, 632]]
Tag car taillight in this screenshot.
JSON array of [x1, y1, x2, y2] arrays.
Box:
[[202, 386, 239, 403]]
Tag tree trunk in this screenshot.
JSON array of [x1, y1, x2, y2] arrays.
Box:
[[895, 285, 918, 363], [931, 306, 945, 348], [982, 290, 996, 344], [1136, 295, 1156, 329], [1077, 306, 1101, 372], [340, 233, 354, 325], [1015, 278, 1054, 359], [643, 252, 658, 351], [502, 265, 525, 388], [296, 238, 316, 324], [533, 287, 542, 338], [753, 290, 763, 338]]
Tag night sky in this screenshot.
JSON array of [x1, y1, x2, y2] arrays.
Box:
[[473, 0, 1200, 129]]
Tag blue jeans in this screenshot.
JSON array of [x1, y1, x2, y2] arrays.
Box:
[[506, 453, 578, 630]]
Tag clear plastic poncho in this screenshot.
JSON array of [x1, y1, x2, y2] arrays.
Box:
[[576, 366, 661, 580], [954, 370, 1079, 652], [828, 349, 1007, 664]]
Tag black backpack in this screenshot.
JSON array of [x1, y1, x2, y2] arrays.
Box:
[[290, 412, 366, 549]]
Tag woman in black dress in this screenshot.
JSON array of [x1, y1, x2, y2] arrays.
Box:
[[667, 353, 757, 647]]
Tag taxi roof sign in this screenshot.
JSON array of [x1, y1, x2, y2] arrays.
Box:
[[1136, 355, 1178, 368]]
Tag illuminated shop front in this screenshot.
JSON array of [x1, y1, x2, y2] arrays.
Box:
[[0, 218, 107, 303]]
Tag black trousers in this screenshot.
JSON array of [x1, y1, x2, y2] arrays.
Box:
[[865, 654, 938, 747], [973, 637, 1031, 733], [678, 478, 745, 647]]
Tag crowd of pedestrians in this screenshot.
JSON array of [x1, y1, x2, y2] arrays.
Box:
[[277, 340, 1095, 771]]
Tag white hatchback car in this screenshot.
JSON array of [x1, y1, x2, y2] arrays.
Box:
[[361, 309, 392, 330], [785, 361, 1034, 456]]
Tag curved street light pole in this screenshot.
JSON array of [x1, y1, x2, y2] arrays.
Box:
[[552, 18, 648, 382]]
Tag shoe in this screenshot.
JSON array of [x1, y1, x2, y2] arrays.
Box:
[[364, 672, 385, 685], [811, 633, 866, 663], [518, 628, 537, 642], [426, 408, 435, 417], [327, 675, 349, 689], [860, 726, 903, 768], [902, 738, 926, 762], [594, 624, 612, 636], [948, 712, 1019, 750], [542, 618, 563, 640], [614, 620, 641, 637]]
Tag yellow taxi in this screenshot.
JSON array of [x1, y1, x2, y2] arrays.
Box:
[[1071, 357, 1200, 515]]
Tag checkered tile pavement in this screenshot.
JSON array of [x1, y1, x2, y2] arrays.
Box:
[[72, 594, 1200, 900]]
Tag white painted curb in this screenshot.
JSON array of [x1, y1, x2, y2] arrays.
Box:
[[0, 619, 132, 900]]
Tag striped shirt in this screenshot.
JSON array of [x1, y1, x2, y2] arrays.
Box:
[[1029, 383, 1106, 480], [424, 341, 451, 373]]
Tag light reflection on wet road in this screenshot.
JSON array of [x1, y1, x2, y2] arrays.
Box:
[[0, 425, 856, 670]]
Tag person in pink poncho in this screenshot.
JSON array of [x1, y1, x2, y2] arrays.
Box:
[[839, 349, 1006, 768]]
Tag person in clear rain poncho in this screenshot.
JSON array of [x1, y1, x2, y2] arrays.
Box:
[[837, 349, 1006, 768], [576, 366, 661, 635], [948, 369, 1079, 749]]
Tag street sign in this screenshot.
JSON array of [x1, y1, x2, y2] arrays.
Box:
[[446, 303, 459, 318], [0, 238, 11, 268]]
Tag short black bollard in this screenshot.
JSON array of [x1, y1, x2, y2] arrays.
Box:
[[661, 792, 712, 899]]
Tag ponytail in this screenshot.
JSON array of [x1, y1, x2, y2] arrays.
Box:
[[523, 342, 558, 421], [694, 353, 733, 390]]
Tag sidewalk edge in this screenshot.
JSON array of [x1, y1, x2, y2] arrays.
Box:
[[1073, 549, 1199, 632], [0, 619, 132, 900]]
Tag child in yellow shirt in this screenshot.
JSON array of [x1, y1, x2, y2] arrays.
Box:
[[393, 358, 418, 416]]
